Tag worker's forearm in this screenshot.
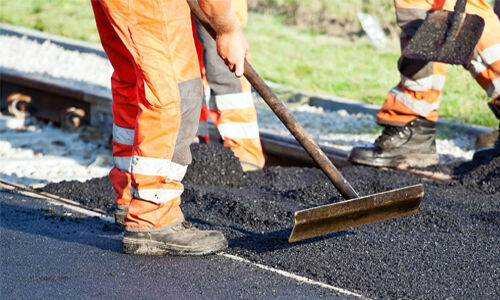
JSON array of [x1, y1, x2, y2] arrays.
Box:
[[197, 0, 241, 34]]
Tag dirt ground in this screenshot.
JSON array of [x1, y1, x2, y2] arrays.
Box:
[[41, 143, 499, 299], [247, 0, 398, 38]]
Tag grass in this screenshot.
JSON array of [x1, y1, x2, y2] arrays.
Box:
[[0, 0, 100, 42], [0, 1, 496, 127], [245, 14, 496, 128]]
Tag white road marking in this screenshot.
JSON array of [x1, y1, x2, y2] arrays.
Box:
[[219, 253, 369, 299]]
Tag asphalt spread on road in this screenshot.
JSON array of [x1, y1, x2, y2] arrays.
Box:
[[40, 142, 499, 299]]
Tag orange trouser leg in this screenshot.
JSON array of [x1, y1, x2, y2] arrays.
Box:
[[194, 9, 265, 168], [463, 0, 500, 101], [92, 0, 202, 229], [378, 0, 447, 125], [378, 0, 500, 126], [92, 0, 137, 207]]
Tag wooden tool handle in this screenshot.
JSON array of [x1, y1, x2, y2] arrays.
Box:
[[454, 0, 467, 13], [188, 0, 359, 199], [243, 62, 359, 199], [448, 0, 468, 40]]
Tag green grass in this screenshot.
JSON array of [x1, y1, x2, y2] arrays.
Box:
[[0, 0, 100, 42], [0, 1, 496, 127], [245, 14, 496, 128]]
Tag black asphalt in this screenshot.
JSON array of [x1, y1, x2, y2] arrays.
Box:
[[40, 143, 500, 299], [0, 189, 355, 300]]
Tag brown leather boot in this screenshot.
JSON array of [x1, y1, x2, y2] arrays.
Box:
[[122, 220, 228, 256]]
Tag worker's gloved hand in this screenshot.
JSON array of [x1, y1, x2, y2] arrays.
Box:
[[194, 0, 250, 77], [216, 28, 250, 77]]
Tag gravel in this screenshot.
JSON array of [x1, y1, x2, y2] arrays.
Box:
[[0, 35, 112, 90], [0, 115, 111, 186]]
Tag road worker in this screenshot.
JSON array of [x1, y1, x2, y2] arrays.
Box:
[[349, 0, 500, 168], [194, 0, 265, 171], [91, 0, 249, 255]]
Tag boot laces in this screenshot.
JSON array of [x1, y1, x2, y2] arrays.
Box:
[[168, 220, 195, 232], [181, 221, 193, 229]]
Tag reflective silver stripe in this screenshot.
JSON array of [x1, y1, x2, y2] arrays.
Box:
[[487, 77, 500, 99], [390, 87, 439, 116], [480, 44, 500, 65], [131, 156, 187, 181], [130, 187, 183, 203], [114, 156, 187, 181], [467, 55, 487, 78], [204, 89, 211, 102], [400, 74, 446, 92], [113, 156, 132, 172], [217, 122, 260, 139], [113, 124, 134, 146], [131, 156, 170, 176], [214, 92, 254, 110], [168, 162, 188, 182]]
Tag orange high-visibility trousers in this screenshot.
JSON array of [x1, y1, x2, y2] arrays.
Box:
[[92, 0, 202, 229], [194, 0, 265, 169], [378, 0, 500, 126]]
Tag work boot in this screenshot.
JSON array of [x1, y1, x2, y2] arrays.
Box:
[[474, 101, 500, 161], [114, 204, 128, 227], [349, 118, 438, 168], [122, 220, 228, 256]]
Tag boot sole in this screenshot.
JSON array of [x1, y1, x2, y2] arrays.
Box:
[[349, 153, 439, 168], [122, 236, 228, 256]]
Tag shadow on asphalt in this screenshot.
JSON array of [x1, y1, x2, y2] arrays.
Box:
[[2, 193, 357, 256], [1, 199, 123, 253], [188, 217, 356, 253]]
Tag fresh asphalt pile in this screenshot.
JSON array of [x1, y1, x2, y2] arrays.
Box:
[[40, 142, 499, 299]]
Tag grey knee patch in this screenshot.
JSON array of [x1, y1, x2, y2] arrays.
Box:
[[172, 77, 203, 166]]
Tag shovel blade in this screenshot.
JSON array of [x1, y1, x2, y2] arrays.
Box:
[[289, 184, 423, 242], [402, 10, 484, 64]]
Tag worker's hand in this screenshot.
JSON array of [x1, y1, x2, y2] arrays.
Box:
[[216, 28, 249, 77]]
